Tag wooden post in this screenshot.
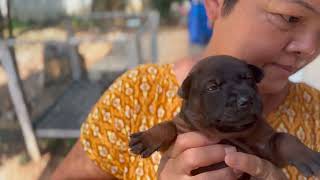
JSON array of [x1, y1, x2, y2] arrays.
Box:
[[6, 0, 13, 38], [5, 0, 31, 112], [66, 20, 83, 81], [0, 8, 4, 38], [69, 42, 83, 81], [0, 42, 40, 161], [127, 33, 141, 68], [149, 11, 159, 64], [135, 28, 143, 64]]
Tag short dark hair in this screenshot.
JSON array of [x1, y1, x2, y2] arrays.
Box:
[[222, 0, 238, 16]]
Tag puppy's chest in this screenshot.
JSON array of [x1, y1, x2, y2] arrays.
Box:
[[172, 115, 272, 160]]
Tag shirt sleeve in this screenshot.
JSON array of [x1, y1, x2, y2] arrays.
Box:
[[79, 63, 181, 179]]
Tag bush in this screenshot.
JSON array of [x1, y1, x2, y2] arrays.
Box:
[[151, 0, 183, 24], [91, 0, 126, 11]]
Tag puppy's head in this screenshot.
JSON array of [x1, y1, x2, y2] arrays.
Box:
[[178, 55, 264, 133]]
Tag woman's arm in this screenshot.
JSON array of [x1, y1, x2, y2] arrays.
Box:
[[52, 63, 178, 179], [51, 58, 193, 179], [51, 140, 117, 180]]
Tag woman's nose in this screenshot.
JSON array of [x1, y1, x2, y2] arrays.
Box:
[[285, 32, 319, 60]]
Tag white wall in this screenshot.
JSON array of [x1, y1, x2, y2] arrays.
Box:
[[63, 0, 92, 16], [0, 0, 7, 16], [290, 56, 320, 90]]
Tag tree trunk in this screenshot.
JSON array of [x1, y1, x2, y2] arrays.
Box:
[[0, 7, 4, 38]]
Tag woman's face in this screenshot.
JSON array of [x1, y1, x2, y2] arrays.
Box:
[[205, 0, 320, 94]]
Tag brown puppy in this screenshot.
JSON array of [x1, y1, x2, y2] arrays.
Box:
[[129, 55, 320, 178]]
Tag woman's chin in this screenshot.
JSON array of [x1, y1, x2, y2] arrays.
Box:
[[258, 78, 289, 94], [258, 66, 292, 94]]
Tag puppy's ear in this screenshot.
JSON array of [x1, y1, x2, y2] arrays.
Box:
[[248, 64, 264, 83], [178, 75, 192, 99]]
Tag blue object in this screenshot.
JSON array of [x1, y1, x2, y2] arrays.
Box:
[[188, 0, 213, 45]]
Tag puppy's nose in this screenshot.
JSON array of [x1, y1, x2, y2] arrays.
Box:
[[237, 96, 252, 109]]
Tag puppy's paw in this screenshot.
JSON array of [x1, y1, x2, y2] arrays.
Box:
[[129, 132, 161, 158], [292, 151, 320, 177]]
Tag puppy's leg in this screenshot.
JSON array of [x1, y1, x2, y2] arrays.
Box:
[[271, 133, 320, 177], [129, 121, 177, 158]]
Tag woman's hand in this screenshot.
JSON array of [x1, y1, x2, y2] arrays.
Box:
[[157, 131, 288, 180], [225, 151, 288, 180], [157, 132, 241, 180]]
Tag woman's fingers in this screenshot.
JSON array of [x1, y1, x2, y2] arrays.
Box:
[[174, 145, 237, 174], [165, 132, 220, 158], [193, 167, 237, 180], [225, 151, 287, 180]]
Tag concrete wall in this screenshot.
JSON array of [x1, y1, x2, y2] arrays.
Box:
[[0, 0, 92, 22]]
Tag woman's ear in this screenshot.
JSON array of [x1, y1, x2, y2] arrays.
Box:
[[204, 0, 222, 21]]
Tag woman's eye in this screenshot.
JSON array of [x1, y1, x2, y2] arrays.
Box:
[[267, 13, 301, 31], [281, 15, 300, 24]]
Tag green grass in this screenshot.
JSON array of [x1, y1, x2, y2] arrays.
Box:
[[2, 19, 35, 37], [10, 19, 33, 30]]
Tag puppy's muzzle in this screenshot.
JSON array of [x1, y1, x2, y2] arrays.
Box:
[[237, 96, 253, 110]]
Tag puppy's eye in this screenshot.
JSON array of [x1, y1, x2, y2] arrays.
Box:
[[207, 84, 218, 92], [241, 74, 253, 80]]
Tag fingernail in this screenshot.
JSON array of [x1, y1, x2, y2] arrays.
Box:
[[224, 146, 236, 154], [206, 136, 220, 144], [224, 148, 238, 167], [232, 168, 243, 177]]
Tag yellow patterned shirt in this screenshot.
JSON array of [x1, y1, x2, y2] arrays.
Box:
[[80, 64, 320, 180]]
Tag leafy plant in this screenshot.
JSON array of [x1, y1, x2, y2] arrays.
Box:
[[91, 0, 127, 11], [151, 0, 184, 23]]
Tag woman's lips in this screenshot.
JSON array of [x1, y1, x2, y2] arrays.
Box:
[[271, 63, 294, 76]]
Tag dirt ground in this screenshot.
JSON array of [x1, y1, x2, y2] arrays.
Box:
[[0, 26, 199, 180]]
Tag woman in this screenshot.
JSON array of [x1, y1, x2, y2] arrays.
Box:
[[52, 0, 320, 179]]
